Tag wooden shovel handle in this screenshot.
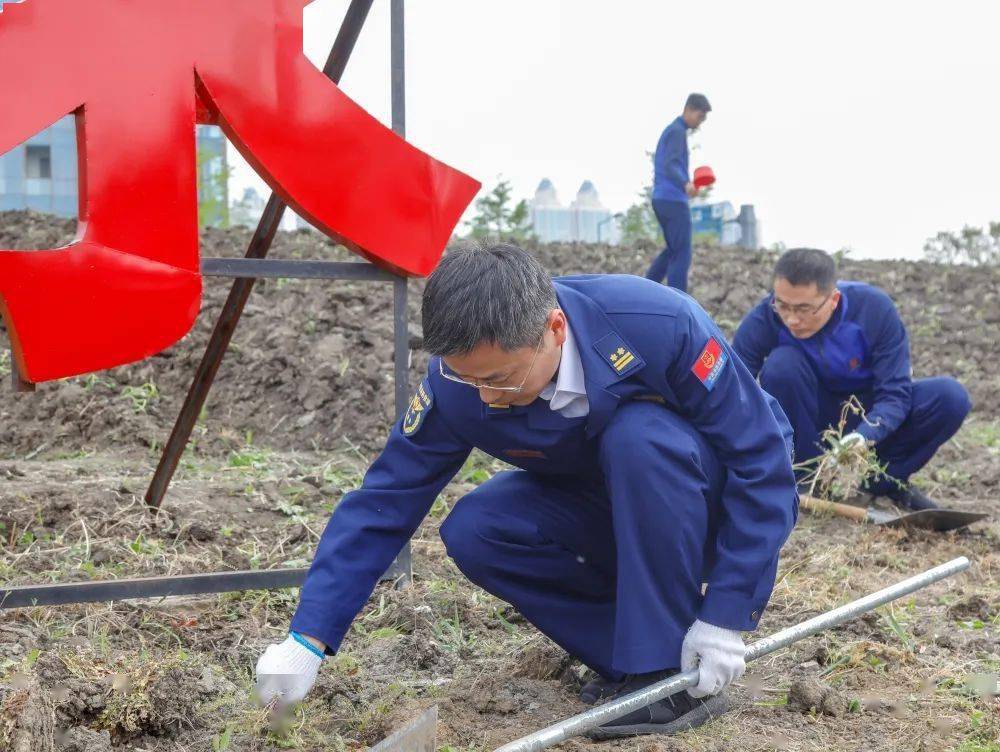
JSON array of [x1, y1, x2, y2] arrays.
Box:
[[799, 494, 870, 522]]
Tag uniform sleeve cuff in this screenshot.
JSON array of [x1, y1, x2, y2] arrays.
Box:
[[855, 423, 881, 444], [289, 612, 349, 657], [698, 588, 767, 632]]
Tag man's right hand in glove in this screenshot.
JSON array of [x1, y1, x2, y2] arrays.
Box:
[[255, 632, 326, 705]]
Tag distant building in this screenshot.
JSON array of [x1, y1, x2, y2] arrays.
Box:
[[529, 179, 571, 242], [529, 178, 619, 244], [691, 200, 761, 249], [230, 186, 267, 229], [0, 116, 77, 217], [0, 116, 229, 226]]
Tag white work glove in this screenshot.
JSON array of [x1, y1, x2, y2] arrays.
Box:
[[841, 432, 866, 448], [680, 619, 746, 698], [255, 633, 324, 705], [830, 431, 868, 467]]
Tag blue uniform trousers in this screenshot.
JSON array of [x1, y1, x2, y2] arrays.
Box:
[[645, 200, 693, 293], [439, 402, 725, 679], [758, 346, 971, 491]]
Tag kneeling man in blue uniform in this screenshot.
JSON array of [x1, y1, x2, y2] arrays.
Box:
[[733, 247, 971, 510], [256, 244, 798, 737]]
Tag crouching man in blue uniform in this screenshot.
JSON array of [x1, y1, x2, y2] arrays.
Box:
[[256, 243, 798, 738], [733, 247, 971, 510]]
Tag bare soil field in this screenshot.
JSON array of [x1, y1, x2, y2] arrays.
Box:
[[1, 212, 997, 751]]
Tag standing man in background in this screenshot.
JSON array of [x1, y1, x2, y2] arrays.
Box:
[[646, 93, 711, 293]]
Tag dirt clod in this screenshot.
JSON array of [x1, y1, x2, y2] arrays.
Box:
[[511, 640, 573, 680], [1, 680, 56, 752], [787, 678, 847, 717], [55, 726, 113, 752]]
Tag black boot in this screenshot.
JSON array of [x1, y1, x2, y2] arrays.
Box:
[[580, 674, 628, 705], [587, 670, 730, 740], [887, 484, 939, 511]]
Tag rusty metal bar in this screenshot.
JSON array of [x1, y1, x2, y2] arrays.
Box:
[[11, 365, 35, 392], [145, 0, 375, 512]]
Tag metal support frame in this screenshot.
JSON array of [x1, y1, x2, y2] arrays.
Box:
[[11, 367, 35, 393], [145, 0, 375, 513], [2, 568, 308, 609], [379, 0, 411, 582], [3, 0, 416, 609]]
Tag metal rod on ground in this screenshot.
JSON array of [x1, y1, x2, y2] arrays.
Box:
[[494, 556, 971, 752], [144, 0, 375, 512]]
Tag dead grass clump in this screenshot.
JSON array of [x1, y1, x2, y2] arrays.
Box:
[[796, 397, 889, 502], [57, 650, 200, 741]]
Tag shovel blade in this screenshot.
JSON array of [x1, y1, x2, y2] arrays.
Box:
[[369, 706, 438, 752], [878, 509, 989, 532]]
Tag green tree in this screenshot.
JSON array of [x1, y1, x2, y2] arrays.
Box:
[[923, 222, 1000, 266], [467, 179, 534, 242], [196, 145, 231, 229], [619, 184, 662, 246]]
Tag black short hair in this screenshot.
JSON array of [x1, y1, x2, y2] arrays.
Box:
[[774, 248, 837, 291], [421, 242, 557, 356], [685, 93, 711, 113]]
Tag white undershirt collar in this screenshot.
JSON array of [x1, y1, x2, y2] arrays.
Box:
[[538, 320, 589, 418]]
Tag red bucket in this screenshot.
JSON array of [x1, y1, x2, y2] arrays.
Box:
[[693, 165, 716, 189]]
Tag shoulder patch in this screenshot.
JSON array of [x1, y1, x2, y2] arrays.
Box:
[[691, 337, 729, 391], [402, 379, 434, 436], [594, 332, 644, 378]]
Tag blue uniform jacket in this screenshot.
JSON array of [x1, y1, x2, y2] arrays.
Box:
[[732, 281, 912, 445], [291, 275, 798, 654], [652, 116, 689, 203]]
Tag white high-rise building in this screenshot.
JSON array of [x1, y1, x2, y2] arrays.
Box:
[[529, 178, 618, 244], [529, 179, 571, 242]]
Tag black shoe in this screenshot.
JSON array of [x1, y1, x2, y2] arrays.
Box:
[[587, 670, 730, 740], [887, 484, 939, 511], [580, 674, 628, 705]]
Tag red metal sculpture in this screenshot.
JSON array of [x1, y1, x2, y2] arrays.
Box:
[[0, 0, 479, 384]]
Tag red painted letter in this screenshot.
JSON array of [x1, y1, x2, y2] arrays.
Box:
[[0, 0, 479, 382]]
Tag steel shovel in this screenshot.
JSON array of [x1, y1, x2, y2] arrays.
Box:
[[369, 706, 438, 752], [799, 494, 987, 532]]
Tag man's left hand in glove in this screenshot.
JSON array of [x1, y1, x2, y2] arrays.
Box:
[[680, 619, 746, 698]]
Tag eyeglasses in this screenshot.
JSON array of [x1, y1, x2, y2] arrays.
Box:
[[770, 292, 833, 318], [438, 335, 545, 393]]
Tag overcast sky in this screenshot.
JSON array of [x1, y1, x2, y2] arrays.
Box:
[[228, 0, 1000, 260]]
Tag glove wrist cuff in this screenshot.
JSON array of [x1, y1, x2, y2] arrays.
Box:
[[276, 634, 324, 673], [290, 631, 325, 659], [691, 619, 741, 640]]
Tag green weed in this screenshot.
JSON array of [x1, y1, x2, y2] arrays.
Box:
[[121, 381, 159, 413]]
